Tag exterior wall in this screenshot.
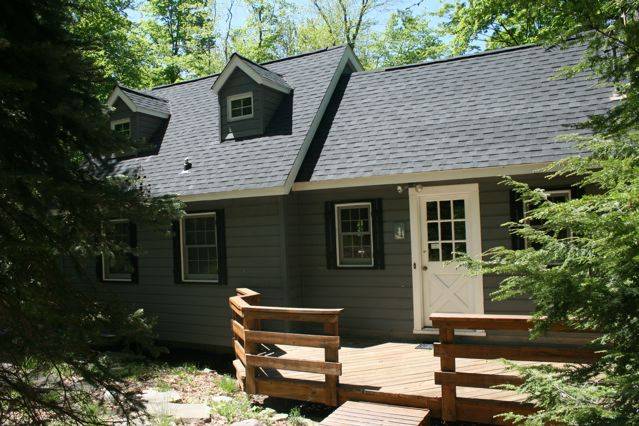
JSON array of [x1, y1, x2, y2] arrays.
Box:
[[72, 196, 294, 350], [291, 174, 582, 341], [218, 68, 285, 140]]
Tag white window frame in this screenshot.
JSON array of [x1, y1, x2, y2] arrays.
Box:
[[111, 117, 131, 137], [523, 189, 572, 249], [180, 212, 219, 283], [335, 202, 375, 268], [227, 92, 254, 122], [102, 219, 133, 283]]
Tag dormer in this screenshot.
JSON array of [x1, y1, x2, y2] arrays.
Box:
[[212, 53, 292, 140], [106, 85, 170, 153]]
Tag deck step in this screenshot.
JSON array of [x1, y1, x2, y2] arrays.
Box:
[[320, 401, 430, 426]]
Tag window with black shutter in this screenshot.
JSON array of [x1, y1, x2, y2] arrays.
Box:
[[325, 199, 384, 269], [98, 219, 137, 283]]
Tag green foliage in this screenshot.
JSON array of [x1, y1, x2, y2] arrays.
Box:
[[218, 374, 239, 394], [368, 9, 446, 68], [460, 131, 639, 423], [288, 406, 305, 425], [0, 0, 180, 423], [211, 394, 273, 423]]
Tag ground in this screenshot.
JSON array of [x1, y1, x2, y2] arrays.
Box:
[[100, 348, 333, 425]]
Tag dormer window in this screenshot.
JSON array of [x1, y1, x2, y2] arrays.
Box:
[[111, 118, 131, 138], [227, 92, 253, 121]]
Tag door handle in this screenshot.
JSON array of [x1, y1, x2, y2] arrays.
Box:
[[422, 265, 428, 271]]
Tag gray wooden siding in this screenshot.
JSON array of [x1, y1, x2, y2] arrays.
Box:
[[219, 68, 285, 140], [292, 174, 581, 341], [71, 196, 292, 349]]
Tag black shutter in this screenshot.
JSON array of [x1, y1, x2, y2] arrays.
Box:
[[215, 209, 227, 285], [129, 222, 139, 283], [324, 201, 337, 269], [571, 185, 585, 199], [172, 220, 182, 283], [372, 198, 385, 269], [96, 256, 104, 282], [509, 190, 525, 250]]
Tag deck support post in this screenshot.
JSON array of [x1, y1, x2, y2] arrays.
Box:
[[324, 320, 340, 406], [243, 312, 260, 394], [439, 327, 457, 422]]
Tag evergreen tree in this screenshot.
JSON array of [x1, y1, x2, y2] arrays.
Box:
[[0, 0, 180, 422]]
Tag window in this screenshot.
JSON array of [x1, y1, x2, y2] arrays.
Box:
[[335, 203, 374, 267], [523, 189, 571, 249], [101, 219, 134, 282], [111, 118, 131, 138], [227, 92, 253, 121], [425, 199, 467, 261], [180, 212, 220, 282]]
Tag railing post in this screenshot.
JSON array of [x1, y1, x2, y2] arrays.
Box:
[[243, 310, 260, 394], [439, 327, 456, 422], [324, 318, 339, 406]]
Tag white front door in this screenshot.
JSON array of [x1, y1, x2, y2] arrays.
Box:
[[410, 184, 484, 330]]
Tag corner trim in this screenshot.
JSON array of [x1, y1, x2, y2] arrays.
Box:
[[107, 86, 170, 119]]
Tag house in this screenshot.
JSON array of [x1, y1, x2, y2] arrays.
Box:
[[87, 44, 613, 350]]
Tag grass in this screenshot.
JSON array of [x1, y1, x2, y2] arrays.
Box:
[[218, 374, 238, 394], [288, 406, 305, 425]]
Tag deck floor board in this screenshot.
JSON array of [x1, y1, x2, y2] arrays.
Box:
[[259, 341, 528, 402]]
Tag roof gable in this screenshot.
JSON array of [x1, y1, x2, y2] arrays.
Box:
[[211, 53, 292, 95], [107, 85, 170, 118]]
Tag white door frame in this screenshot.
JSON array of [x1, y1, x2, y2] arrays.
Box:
[[409, 183, 484, 333]]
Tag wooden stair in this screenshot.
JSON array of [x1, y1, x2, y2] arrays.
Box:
[[320, 401, 430, 426]]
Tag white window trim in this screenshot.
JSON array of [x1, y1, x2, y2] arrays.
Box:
[[180, 212, 219, 283], [111, 117, 131, 138], [102, 219, 133, 283], [523, 189, 572, 249], [334, 202, 375, 268], [226, 92, 254, 122]]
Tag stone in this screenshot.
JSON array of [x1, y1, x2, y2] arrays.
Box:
[[230, 420, 264, 426], [146, 402, 211, 420], [141, 389, 181, 403], [210, 395, 233, 403], [200, 368, 212, 373], [271, 413, 288, 421]]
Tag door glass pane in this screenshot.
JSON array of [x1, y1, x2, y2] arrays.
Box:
[[454, 221, 466, 240], [441, 222, 452, 240], [426, 202, 438, 220], [427, 223, 439, 241], [428, 243, 440, 261], [453, 199, 465, 219], [440, 201, 451, 219], [454, 242, 467, 258], [442, 243, 453, 261]]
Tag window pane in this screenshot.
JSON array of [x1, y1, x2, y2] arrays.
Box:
[[231, 99, 242, 109], [183, 214, 218, 281], [453, 200, 465, 219], [454, 242, 467, 258], [427, 223, 438, 241], [441, 222, 452, 240], [426, 202, 438, 221], [440, 201, 451, 220], [442, 243, 453, 261], [336, 204, 373, 266], [454, 221, 466, 240], [428, 243, 440, 261]]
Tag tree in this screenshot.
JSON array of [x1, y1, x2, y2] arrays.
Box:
[[230, 0, 298, 63], [70, 0, 149, 98], [368, 9, 446, 69], [140, 0, 220, 85], [0, 0, 180, 423], [446, 1, 639, 423]]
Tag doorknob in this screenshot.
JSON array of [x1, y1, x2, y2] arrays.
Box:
[[422, 265, 428, 271]]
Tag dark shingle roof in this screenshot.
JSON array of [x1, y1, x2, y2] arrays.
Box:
[[297, 44, 614, 183], [115, 46, 347, 196], [234, 53, 292, 92], [119, 85, 170, 116]]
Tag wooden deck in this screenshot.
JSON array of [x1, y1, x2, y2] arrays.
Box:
[[320, 401, 430, 425], [230, 288, 598, 425]]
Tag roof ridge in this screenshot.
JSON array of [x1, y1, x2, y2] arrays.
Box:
[[233, 53, 285, 77], [356, 44, 541, 76], [260, 45, 347, 66], [119, 84, 169, 102]]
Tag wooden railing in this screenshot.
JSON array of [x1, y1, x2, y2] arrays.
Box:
[[229, 288, 343, 406], [430, 313, 601, 425]]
